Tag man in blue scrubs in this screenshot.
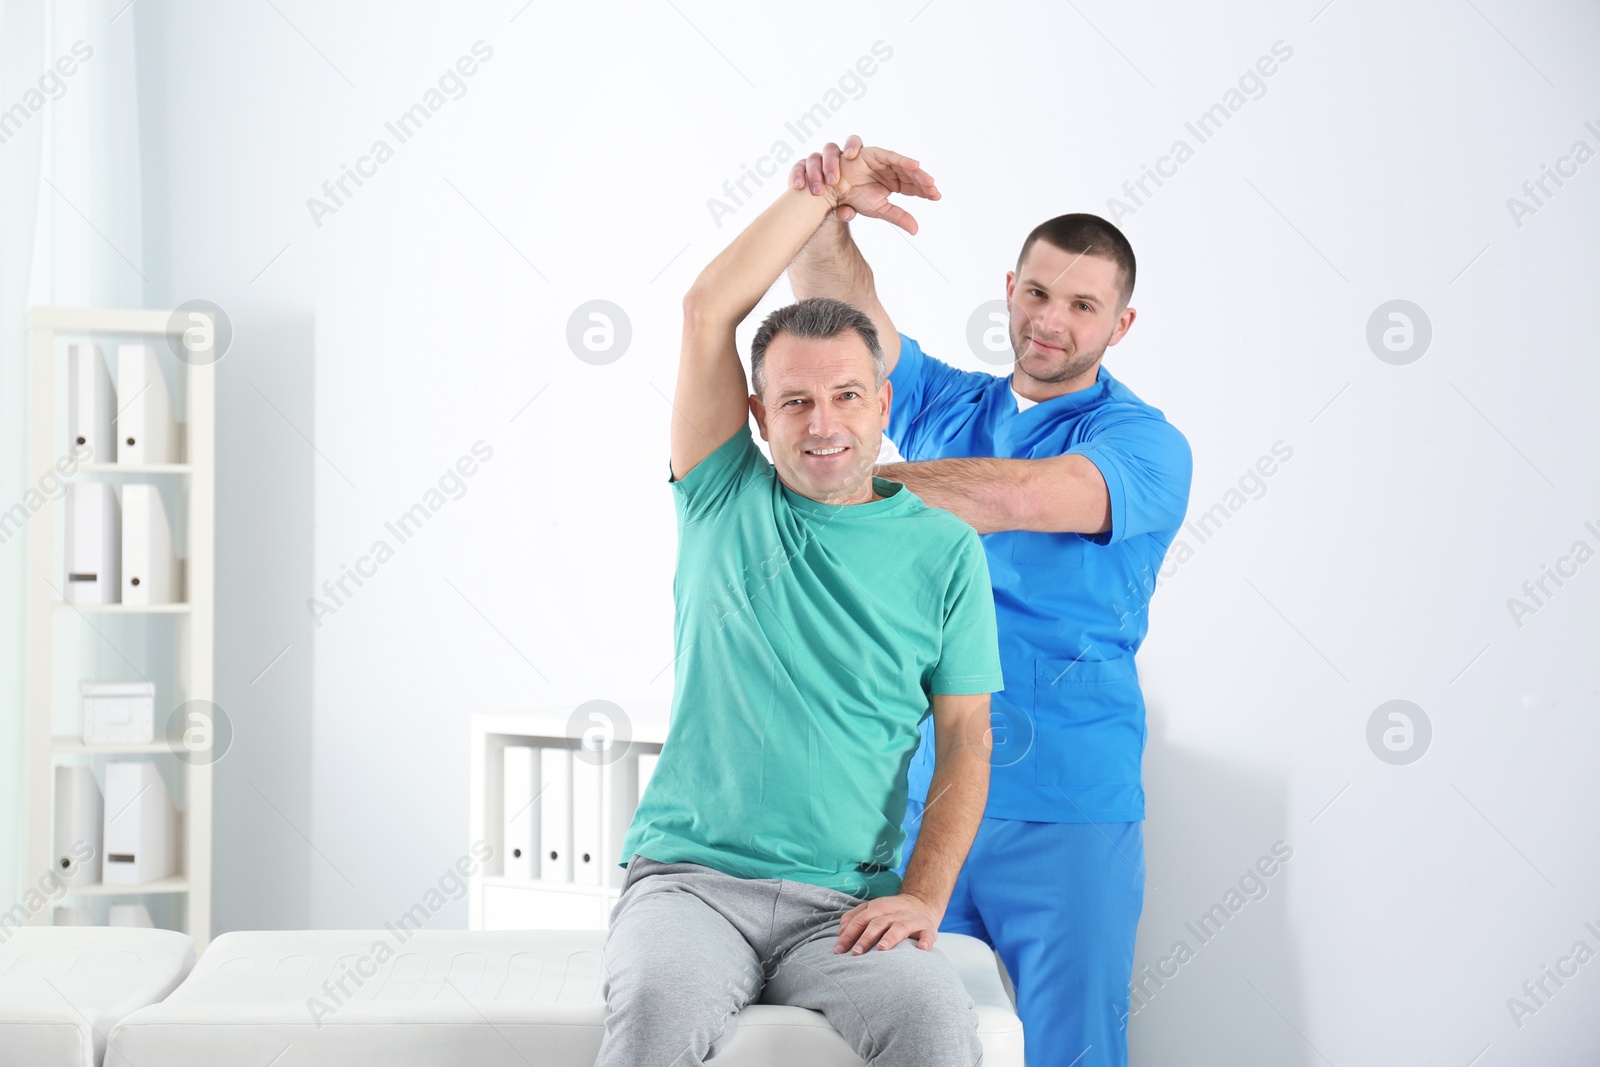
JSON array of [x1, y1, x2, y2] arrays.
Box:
[[788, 137, 1193, 1067]]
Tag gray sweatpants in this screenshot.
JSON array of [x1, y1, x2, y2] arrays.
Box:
[[595, 854, 984, 1066]]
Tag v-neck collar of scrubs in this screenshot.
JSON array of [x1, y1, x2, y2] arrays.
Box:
[[1008, 364, 1111, 418], [999, 365, 1112, 454]]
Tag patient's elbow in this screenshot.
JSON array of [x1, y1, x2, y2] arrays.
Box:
[[681, 286, 737, 335], [681, 286, 713, 325]]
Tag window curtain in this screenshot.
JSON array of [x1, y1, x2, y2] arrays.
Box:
[[1, 0, 145, 905]]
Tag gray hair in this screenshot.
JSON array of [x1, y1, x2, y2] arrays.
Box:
[[749, 297, 886, 398]]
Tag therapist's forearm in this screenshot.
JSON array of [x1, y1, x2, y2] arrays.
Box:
[[876, 457, 1026, 534], [899, 746, 988, 914], [789, 218, 902, 369], [790, 215, 871, 301]]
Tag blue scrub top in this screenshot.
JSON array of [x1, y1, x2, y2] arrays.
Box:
[[891, 333, 1193, 823]]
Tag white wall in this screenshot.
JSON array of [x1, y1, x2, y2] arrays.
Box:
[[46, 0, 1600, 1062]]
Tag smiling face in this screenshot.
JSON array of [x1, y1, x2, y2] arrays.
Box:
[[749, 331, 890, 505], [1004, 240, 1136, 399]]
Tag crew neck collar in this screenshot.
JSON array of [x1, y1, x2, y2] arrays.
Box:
[[780, 475, 912, 516]]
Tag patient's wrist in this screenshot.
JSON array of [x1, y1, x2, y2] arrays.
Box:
[[897, 883, 945, 914]]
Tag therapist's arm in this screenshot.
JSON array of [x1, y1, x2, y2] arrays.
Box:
[[788, 135, 941, 375], [877, 454, 1112, 535], [789, 216, 902, 372], [833, 691, 990, 954]]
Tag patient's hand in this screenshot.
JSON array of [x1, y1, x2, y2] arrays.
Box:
[[797, 134, 942, 235], [833, 890, 943, 954]]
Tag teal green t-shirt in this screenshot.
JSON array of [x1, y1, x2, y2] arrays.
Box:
[[618, 423, 1005, 899]]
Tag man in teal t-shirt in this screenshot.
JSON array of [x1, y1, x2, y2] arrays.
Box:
[[596, 148, 1003, 1067], [619, 416, 1001, 900]]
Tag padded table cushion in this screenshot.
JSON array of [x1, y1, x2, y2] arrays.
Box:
[[107, 928, 1023, 1065], [0, 926, 195, 1067]]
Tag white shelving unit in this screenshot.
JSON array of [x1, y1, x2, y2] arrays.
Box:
[[23, 307, 215, 951], [468, 710, 668, 931]]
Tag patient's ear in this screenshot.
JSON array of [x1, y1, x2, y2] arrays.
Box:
[[878, 379, 893, 431], [748, 393, 770, 440]]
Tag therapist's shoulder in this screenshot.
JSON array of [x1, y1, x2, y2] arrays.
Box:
[[893, 331, 1001, 393], [891, 330, 927, 373], [1087, 370, 1191, 452]]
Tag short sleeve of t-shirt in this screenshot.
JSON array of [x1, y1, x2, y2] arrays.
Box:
[[930, 530, 1005, 695], [1066, 411, 1192, 547], [887, 333, 994, 461], [669, 423, 769, 523]]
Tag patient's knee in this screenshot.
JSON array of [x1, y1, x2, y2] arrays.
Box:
[[872, 970, 982, 1066], [603, 965, 752, 1053], [609, 960, 738, 1015]]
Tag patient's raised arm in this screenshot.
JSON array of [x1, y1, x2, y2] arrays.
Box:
[[671, 186, 845, 481], [670, 144, 940, 481]]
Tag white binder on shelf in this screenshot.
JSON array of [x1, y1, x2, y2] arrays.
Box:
[[53, 764, 103, 886], [52, 906, 96, 926], [539, 747, 573, 882], [503, 746, 539, 880], [67, 342, 116, 463], [103, 760, 180, 885], [64, 481, 120, 604], [116, 344, 180, 465], [121, 484, 181, 605], [572, 743, 603, 886], [637, 752, 658, 801], [604, 750, 641, 889]]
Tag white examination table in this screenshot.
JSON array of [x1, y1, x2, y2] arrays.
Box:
[[0, 926, 195, 1067], [106, 928, 1024, 1065]]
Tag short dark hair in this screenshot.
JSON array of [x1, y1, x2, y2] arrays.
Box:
[[1016, 214, 1136, 311], [749, 296, 885, 397]]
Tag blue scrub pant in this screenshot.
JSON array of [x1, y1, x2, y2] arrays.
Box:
[[896, 796, 1145, 1067]]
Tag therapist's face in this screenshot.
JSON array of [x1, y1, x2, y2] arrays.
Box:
[[750, 332, 889, 505], [1004, 242, 1135, 393]]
